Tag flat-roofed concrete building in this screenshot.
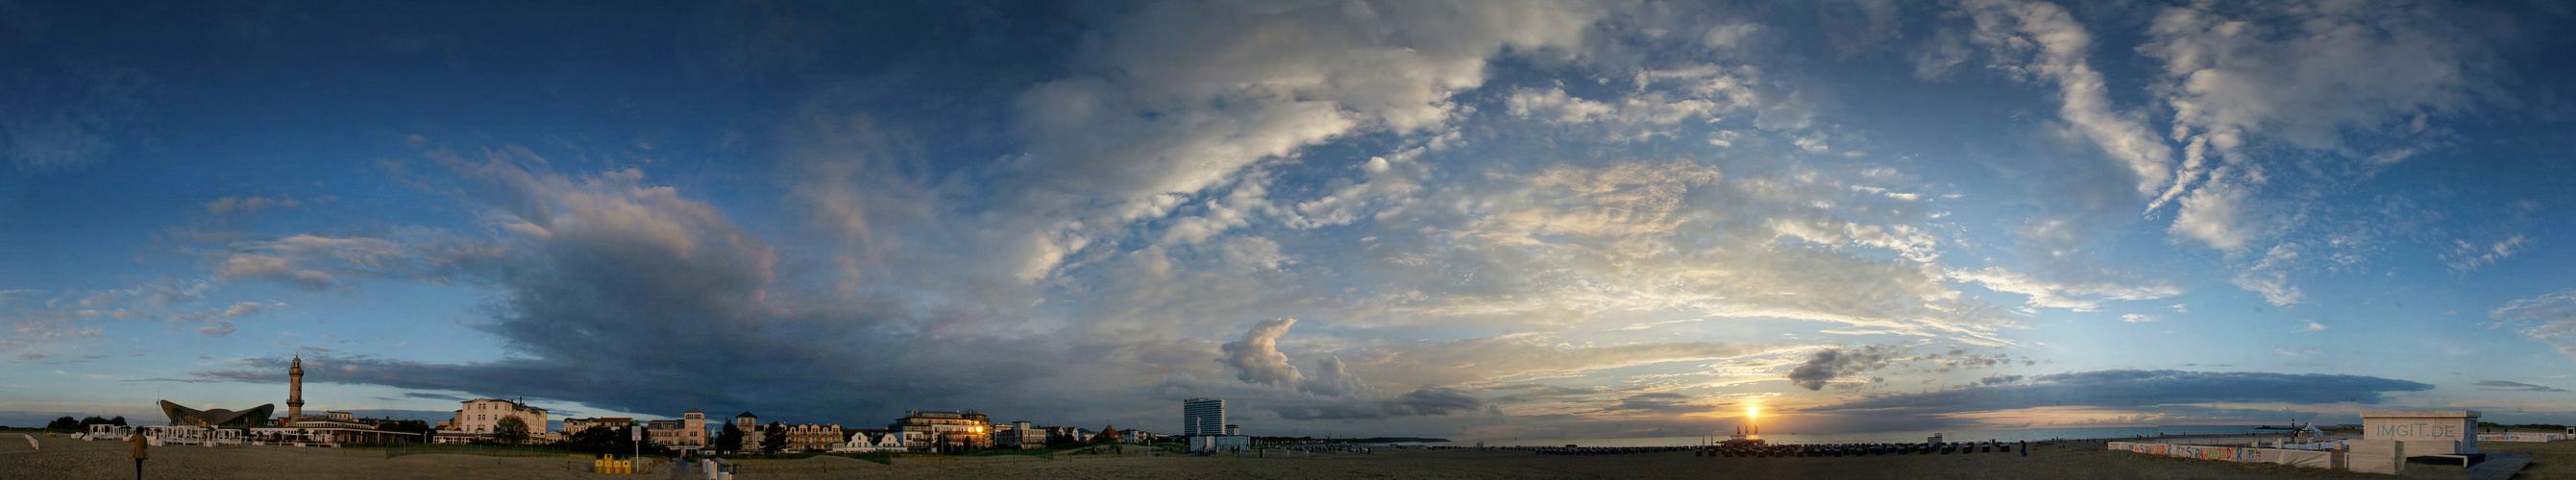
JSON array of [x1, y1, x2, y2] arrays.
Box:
[[1184, 398, 1224, 437]]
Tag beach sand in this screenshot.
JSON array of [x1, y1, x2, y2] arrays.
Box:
[[8, 432, 2570, 479]]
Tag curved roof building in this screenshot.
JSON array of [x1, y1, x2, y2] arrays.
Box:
[[159, 399, 275, 428]]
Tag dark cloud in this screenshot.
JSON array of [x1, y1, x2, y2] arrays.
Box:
[[1809, 370, 2435, 415], [1274, 387, 1484, 420], [1580, 393, 1730, 415], [400, 392, 466, 401], [182, 151, 1059, 426], [1787, 345, 1904, 391], [2474, 380, 2570, 393], [1484, 383, 1640, 404]]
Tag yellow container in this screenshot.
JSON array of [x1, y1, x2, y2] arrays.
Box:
[[594, 456, 633, 474]]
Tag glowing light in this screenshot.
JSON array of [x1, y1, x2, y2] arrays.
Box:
[[1748, 406, 1760, 420]]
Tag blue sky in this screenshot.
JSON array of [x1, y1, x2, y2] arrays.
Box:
[[6, 0, 2576, 441]]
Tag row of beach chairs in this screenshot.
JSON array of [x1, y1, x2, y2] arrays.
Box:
[[1531, 446, 1693, 455]]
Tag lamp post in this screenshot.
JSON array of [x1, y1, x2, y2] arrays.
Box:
[[629, 425, 641, 473]]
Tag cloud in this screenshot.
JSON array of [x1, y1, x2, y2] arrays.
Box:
[[204, 196, 302, 218], [2120, 314, 2156, 324], [1956, 0, 2172, 199], [1272, 387, 1484, 420], [220, 301, 271, 317], [2490, 289, 2576, 355], [162, 148, 1081, 425], [1369, 159, 2016, 347], [196, 321, 235, 337], [2140, 1, 2507, 250], [1950, 267, 2181, 312], [1808, 370, 2435, 415], [1503, 63, 1778, 141], [994, 0, 1610, 282], [2, 60, 154, 174], [1579, 392, 1729, 416], [1787, 345, 1904, 391], [0, 279, 206, 352], [2443, 235, 2529, 273], [1216, 319, 1306, 389], [2231, 270, 2303, 306], [2473, 380, 2569, 393]]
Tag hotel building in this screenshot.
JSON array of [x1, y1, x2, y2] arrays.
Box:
[[732, 412, 764, 451], [439, 398, 550, 442], [645, 409, 710, 450], [782, 423, 844, 452], [1183, 398, 1225, 437], [893, 410, 992, 452], [993, 420, 1045, 449]]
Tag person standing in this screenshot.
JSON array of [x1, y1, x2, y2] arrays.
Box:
[[128, 430, 148, 479]]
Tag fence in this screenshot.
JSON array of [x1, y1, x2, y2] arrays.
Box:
[[2477, 433, 2568, 443], [2106, 442, 2333, 468]]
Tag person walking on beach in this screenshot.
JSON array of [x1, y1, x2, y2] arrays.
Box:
[[128, 430, 148, 479]]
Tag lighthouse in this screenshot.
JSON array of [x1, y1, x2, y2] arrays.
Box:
[[286, 354, 305, 426]]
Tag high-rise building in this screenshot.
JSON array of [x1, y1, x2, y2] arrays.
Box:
[[1183, 398, 1225, 437]]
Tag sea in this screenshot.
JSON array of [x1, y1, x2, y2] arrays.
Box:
[[1416, 425, 2284, 447]]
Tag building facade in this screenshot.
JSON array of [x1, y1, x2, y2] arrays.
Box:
[[782, 423, 843, 452], [893, 410, 992, 452], [993, 420, 1045, 449], [645, 409, 710, 450], [1183, 398, 1224, 437], [732, 412, 763, 451], [443, 398, 549, 438]]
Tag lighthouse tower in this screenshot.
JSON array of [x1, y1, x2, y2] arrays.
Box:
[[286, 354, 305, 426]]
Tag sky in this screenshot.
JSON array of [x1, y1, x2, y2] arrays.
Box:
[[5, 0, 2576, 442]]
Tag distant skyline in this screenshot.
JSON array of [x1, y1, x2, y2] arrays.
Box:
[[6, 0, 2576, 441]]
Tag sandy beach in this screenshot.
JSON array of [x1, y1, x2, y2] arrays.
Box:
[[8, 432, 2571, 479]]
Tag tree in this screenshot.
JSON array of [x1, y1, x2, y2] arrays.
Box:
[[760, 422, 788, 454], [379, 420, 432, 435], [108, 416, 127, 426], [78, 416, 110, 428], [46, 417, 77, 431], [716, 421, 744, 454], [494, 416, 531, 444], [563, 425, 629, 454]]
